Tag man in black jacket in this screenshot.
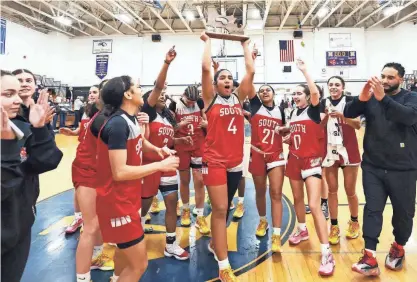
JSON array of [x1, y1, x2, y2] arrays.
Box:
[[1, 71, 63, 282], [344, 63, 417, 276]]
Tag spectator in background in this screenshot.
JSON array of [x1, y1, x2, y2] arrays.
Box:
[[12, 69, 36, 120], [58, 97, 72, 128], [73, 96, 83, 129], [410, 82, 417, 92], [1, 70, 63, 282]]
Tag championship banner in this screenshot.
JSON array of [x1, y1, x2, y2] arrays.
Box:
[[92, 39, 112, 54], [95, 55, 109, 79], [1, 18, 6, 55]]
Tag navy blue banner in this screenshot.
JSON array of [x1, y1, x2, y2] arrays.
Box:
[[326, 51, 357, 66], [1, 18, 6, 55], [95, 55, 109, 79]]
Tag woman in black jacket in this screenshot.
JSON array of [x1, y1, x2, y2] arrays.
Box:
[[1, 70, 63, 282]]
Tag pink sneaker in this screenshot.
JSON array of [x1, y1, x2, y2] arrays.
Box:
[[65, 217, 83, 234], [289, 227, 309, 245], [319, 253, 335, 276]]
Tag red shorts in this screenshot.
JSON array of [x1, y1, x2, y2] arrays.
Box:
[[285, 153, 322, 181], [71, 161, 96, 189], [202, 160, 242, 186], [97, 208, 144, 244], [249, 149, 286, 176], [142, 170, 178, 198], [177, 148, 203, 170]]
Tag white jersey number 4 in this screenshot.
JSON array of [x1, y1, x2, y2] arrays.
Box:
[[228, 117, 237, 134]]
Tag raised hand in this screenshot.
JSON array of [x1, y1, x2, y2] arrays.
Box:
[[45, 106, 55, 124], [359, 81, 373, 102], [241, 38, 251, 48], [212, 59, 220, 71], [1, 106, 15, 140], [296, 58, 307, 72], [369, 76, 385, 101], [200, 31, 209, 42], [166, 46, 177, 63], [29, 89, 49, 128], [159, 156, 180, 172]]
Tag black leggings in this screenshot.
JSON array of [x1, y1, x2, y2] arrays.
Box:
[[1, 232, 31, 282], [226, 171, 243, 219]]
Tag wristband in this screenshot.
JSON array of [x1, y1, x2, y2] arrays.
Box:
[[164, 60, 170, 65]]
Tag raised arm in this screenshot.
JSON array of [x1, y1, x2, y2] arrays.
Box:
[[148, 47, 177, 107], [238, 40, 255, 102], [296, 59, 319, 107], [200, 32, 215, 108]]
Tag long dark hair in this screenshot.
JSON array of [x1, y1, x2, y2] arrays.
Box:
[[101, 76, 132, 117], [142, 90, 177, 127], [85, 85, 100, 118]]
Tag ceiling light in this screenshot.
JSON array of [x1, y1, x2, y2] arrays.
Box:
[[184, 11, 195, 21], [54, 16, 72, 26], [317, 6, 329, 18], [383, 6, 401, 17], [250, 9, 261, 19], [115, 13, 133, 24]]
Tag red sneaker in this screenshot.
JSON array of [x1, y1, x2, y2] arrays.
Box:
[[65, 217, 83, 234], [385, 242, 405, 271], [352, 249, 380, 276]]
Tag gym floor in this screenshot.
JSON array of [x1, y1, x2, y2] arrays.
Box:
[[23, 129, 417, 282]]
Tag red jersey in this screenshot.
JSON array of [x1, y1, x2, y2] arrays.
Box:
[[72, 113, 99, 175], [96, 114, 143, 219], [143, 113, 174, 162], [289, 107, 324, 158], [204, 94, 244, 165], [251, 105, 284, 154], [77, 114, 90, 142], [174, 99, 204, 152]]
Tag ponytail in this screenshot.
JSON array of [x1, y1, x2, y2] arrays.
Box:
[[161, 107, 177, 127], [102, 104, 117, 117]]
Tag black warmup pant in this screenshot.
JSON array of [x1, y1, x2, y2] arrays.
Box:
[[1, 232, 32, 282], [226, 171, 242, 220], [362, 164, 417, 251]]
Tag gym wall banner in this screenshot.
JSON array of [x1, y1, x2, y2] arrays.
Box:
[[95, 55, 109, 79], [0, 18, 6, 55], [92, 39, 112, 54]]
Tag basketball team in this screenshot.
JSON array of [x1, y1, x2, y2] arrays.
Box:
[[2, 31, 417, 282]]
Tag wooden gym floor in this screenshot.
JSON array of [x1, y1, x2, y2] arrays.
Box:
[[23, 128, 417, 282]]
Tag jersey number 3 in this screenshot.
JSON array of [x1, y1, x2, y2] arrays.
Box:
[[228, 117, 237, 134]]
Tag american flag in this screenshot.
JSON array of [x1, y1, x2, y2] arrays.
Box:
[[279, 40, 294, 62]]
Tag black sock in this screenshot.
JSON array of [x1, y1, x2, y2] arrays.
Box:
[[166, 235, 176, 245], [331, 219, 338, 226], [351, 216, 358, 222], [321, 198, 328, 205]]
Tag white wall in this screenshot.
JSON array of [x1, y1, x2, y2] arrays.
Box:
[[0, 21, 69, 83], [2, 20, 416, 96]]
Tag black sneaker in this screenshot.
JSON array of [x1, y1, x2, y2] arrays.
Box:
[[321, 201, 329, 220]]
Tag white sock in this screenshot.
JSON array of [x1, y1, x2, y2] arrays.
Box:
[[273, 227, 281, 235], [111, 273, 119, 282], [183, 203, 189, 209], [76, 272, 90, 282], [195, 208, 204, 217], [92, 245, 103, 259], [321, 243, 330, 255], [74, 212, 82, 220], [298, 223, 307, 231], [141, 216, 147, 229], [365, 248, 377, 257], [238, 197, 244, 204], [218, 258, 230, 270], [260, 216, 267, 221]]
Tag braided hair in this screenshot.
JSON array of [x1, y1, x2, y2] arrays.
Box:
[[184, 85, 199, 101]]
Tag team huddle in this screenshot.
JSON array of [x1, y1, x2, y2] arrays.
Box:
[[58, 32, 414, 282]]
